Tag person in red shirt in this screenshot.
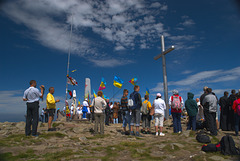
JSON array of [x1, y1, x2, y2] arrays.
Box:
[[169, 90, 184, 133], [232, 93, 240, 136]]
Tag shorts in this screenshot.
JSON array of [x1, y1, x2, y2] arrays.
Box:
[[48, 109, 56, 117], [155, 113, 164, 127], [130, 108, 140, 127]]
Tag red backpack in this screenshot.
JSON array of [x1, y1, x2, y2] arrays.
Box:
[[235, 100, 240, 116], [171, 96, 182, 110]]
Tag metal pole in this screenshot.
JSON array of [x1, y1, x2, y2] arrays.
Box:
[[65, 14, 73, 100], [161, 35, 169, 119]]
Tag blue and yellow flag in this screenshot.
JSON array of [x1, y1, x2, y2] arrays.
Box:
[[113, 76, 124, 88], [129, 78, 137, 85], [99, 77, 106, 90], [146, 88, 150, 96], [93, 89, 97, 98]]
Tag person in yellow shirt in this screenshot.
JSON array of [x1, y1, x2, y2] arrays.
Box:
[[141, 95, 152, 134], [46, 87, 60, 131], [65, 105, 71, 122]]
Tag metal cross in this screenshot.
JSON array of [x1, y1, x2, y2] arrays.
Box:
[[154, 35, 175, 120]]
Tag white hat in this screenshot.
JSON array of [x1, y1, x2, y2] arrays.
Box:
[[85, 98, 88, 101], [157, 93, 161, 97], [172, 90, 179, 95]]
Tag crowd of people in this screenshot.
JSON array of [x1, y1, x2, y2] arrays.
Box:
[[23, 80, 240, 137]]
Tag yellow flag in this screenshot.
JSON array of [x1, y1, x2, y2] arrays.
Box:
[[113, 80, 122, 88]]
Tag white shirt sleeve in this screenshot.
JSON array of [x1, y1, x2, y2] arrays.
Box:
[[163, 100, 166, 110], [169, 96, 172, 106], [181, 97, 184, 107], [23, 90, 27, 99]]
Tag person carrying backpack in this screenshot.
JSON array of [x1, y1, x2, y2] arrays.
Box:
[[169, 90, 183, 133], [153, 93, 166, 136], [129, 85, 142, 137], [232, 93, 240, 136], [141, 95, 152, 134]]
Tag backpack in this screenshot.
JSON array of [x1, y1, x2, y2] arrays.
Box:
[[201, 143, 221, 152], [141, 101, 148, 115], [220, 135, 240, 155], [236, 100, 240, 116], [128, 92, 137, 110], [171, 96, 181, 109], [196, 134, 211, 143]]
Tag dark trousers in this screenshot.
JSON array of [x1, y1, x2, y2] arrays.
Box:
[[187, 116, 196, 131], [205, 111, 217, 135], [40, 115, 44, 123], [105, 112, 110, 125], [45, 114, 48, 123], [25, 101, 39, 136], [172, 112, 182, 133], [234, 113, 240, 135]]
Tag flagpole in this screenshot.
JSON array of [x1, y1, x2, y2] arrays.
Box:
[[65, 14, 73, 100], [110, 83, 125, 101]]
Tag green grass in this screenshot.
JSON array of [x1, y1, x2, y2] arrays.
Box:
[[189, 130, 196, 137], [43, 149, 78, 161], [211, 135, 220, 144], [162, 144, 180, 152], [39, 132, 66, 139], [0, 134, 27, 147], [0, 149, 36, 161], [86, 134, 110, 140], [52, 122, 64, 128]]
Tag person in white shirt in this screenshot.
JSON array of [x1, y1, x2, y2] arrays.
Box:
[[63, 106, 66, 114], [76, 105, 82, 119], [40, 108, 44, 123], [91, 91, 107, 134], [153, 93, 166, 136], [70, 103, 74, 120], [23, 80, 44, 136], [82, 99, 89, 119]]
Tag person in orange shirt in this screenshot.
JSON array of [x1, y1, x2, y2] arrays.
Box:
[[232, 93, 240, 136]]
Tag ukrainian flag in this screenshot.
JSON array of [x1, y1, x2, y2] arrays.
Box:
[[146, 88, 150, 96], [93, 89, 97, 98], [113, 76, 124, 89]]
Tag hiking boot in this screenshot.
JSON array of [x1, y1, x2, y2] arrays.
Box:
[[125, 131, 130, 135], [156, 132, 159, 136], [48, 128, 56, 131], [130, 131, 135, 136], [159, 132, 165, 136], [135, 132, 143, 137]]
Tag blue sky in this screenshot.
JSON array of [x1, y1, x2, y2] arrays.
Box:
[[1, 0, 240, 122]]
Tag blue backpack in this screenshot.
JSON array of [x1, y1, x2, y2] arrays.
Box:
[[129, 92, 138, 110]]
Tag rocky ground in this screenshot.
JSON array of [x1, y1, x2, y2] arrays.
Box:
[[0, 117, 239, 161]]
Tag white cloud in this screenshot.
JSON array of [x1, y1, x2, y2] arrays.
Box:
[[0, 90, 66, 115], [180, 15, 195, 27], [181, 70, 193, 74], [181, 19, 195, 27], [2, 0, 172, 67], [151, 67, 240, 94], [89, 58, 134, 67], [170, 70, 221, 86]]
